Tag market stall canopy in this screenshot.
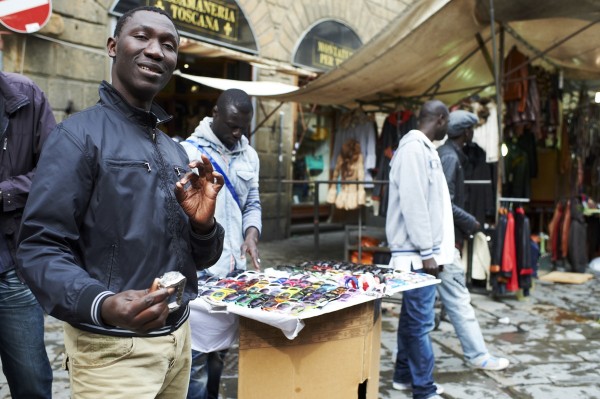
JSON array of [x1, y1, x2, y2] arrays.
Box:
[[173, 70, 299, 96], [268, 0, 600, 109]]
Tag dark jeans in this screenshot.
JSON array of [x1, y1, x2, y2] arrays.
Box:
[[394, 278, 437, 399], [187, 349, 228, 399], [0, 269, 53, 398]]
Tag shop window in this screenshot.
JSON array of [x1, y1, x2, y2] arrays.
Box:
[[292, 104, 335, 207]]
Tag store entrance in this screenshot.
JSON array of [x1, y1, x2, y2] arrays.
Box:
[[155, 53, 252, 139]]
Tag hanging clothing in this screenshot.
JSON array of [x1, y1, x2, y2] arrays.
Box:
[[561, 199, 571, 261], [490, 211, 507, 294], [331, 110, 376, 187], [327, 139, 366, 210], [502, 211, 519, 292], [503, 46, 529, 113], [567, 199, 588, 273], [373, 111, 417, 217], [514, 207, 533, 296], [517, 130, 538, 179], [548, 201, 565, 262], [461, 231, 491, 282], [503, 141, 531, 199], [463, 142, 495, 225], [472, 101, 499, 163]]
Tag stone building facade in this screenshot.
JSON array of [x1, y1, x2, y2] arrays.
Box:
[[0, 0, 418, 240]]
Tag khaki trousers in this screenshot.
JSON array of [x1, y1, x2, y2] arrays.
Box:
[[63, 320, 191, 399]]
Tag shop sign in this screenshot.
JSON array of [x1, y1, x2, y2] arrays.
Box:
[[0, 0, 52, 34], [110, 0, 258, 54], [293, 20, 362, 72]]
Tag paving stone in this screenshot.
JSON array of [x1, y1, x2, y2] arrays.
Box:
[[2, 231, 598, 399]]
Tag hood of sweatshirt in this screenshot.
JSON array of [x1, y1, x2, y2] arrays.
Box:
[[189, 116, 250, 156]]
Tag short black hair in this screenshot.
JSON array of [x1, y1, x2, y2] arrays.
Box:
[[216, 89, 253, 115], [114, 6, 179, 41], [418, 99, 448, 122]]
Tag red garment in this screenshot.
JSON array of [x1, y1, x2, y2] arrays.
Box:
[[561, 200, 571, 259], [387, 110, 413, 125], [548, 202, 564, 261], [501, 212, 519, 292], [503, 46, 529, 113]]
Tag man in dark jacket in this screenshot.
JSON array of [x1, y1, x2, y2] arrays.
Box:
[[436, 110, 509, 371], [17, 6, 224, 398], [0, 71, 54, 398]]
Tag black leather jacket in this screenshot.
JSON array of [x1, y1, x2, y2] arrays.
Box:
[[438, 140, 478, 244], [17, 81, 224, 337]]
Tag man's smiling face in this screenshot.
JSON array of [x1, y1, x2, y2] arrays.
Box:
[[107, 10, 178, 110]]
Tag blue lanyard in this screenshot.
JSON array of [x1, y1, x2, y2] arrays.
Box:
[[185, 140, 242, 210]]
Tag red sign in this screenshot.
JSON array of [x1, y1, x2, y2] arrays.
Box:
[[0, 0, 52, 34]]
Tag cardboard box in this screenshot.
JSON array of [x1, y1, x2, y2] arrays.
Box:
[[238, 300, 381, 399]]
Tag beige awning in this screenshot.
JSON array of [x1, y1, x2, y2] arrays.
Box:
[[268, 0, 600, 108], [173, 70, 299, 96], [178, 37, 317, 78]]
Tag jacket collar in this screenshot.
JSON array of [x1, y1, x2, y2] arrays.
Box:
[[98, 81, 172, 128], [445, 139, 467, 162]]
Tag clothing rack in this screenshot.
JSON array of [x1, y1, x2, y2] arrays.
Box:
[[498, 196, 530, 203], [465, 179, 492, 185], [465, 194, 529, 288], [282, 179, 388, 257]]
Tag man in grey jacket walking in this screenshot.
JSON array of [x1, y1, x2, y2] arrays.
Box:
[[436, 110, 509, 371]]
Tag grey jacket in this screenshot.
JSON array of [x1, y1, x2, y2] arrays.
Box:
[[385, 130, 446, 260], [182, 116, 262, 277], [437, 140, 478, 244]]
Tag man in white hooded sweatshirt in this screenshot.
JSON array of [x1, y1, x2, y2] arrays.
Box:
[[386, 100, 450, 399], [182, 89, 261, 399]]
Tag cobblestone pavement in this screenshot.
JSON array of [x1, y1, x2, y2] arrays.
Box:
[[2, 230, 600, 398]]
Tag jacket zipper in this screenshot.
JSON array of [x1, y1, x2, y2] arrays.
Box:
[[150, 127, 184, 271], [1, 101, 28, 150]]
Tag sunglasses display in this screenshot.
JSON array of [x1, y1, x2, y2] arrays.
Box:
[[197, 261, 440, 317]]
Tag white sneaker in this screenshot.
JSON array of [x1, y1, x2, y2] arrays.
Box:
[[392, 381, 444, 394], [392, 381, 411, 390], [470, 354, 510, 370]]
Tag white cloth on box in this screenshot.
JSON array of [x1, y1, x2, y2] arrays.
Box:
[[188, 297, 239, 353]]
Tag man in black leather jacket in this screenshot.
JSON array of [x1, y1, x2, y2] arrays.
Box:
[[17, 6, 225, 398], [436, 110, 509, 371]]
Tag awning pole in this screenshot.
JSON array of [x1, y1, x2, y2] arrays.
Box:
[[250, 101, 284, 137], [489, 0, 504, 222]]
